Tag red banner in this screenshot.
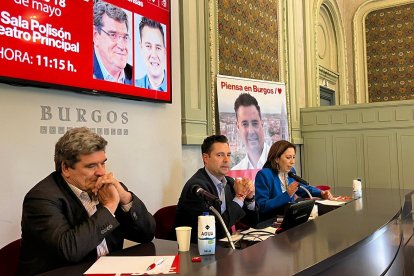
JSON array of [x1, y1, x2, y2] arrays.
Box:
[[0, 0, 171, 102]]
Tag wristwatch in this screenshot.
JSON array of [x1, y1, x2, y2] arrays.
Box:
[[244, 195, 255, 204]]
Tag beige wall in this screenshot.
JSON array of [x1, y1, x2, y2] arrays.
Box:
[[0, 0, 183, 249]]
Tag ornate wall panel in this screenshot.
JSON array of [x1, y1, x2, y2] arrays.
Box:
[[217, 0, 279, 81], [366, 3, 414, 102]]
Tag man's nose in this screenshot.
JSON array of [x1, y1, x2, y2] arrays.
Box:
[[247, 124, 256, 134], [150, 46, 158, 57], [116, 42, 127, 50], [95, 164, 105, 176], [223, 155, 230, 162]]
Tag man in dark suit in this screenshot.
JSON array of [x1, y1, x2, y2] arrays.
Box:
[[175, 135, 258, 243], [17, 127, 155, 275]]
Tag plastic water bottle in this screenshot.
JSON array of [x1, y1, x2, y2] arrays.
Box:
[[352, 178, 362, 198], [198, 212, 216, 255]]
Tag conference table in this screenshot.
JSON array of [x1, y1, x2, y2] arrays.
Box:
[[39, 187, 413, 275]]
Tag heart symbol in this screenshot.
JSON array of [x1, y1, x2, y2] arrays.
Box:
[[277, 88, 282, 94]]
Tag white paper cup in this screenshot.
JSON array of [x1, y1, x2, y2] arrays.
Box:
[[311, 204, 318, 218], [175, 226, 191, 252]]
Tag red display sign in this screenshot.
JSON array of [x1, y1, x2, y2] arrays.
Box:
[[0, 0, 171, 103]]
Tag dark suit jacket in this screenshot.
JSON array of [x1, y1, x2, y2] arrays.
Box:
[[93, 51, 133, 85], [17, 172, 155, 276], [175, 168, 258, 243]]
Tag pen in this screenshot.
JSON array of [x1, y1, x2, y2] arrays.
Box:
[[146, 258, 165, 271]]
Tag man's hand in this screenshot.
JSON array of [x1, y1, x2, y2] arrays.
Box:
[[93, 172, 133, 205], [97, 183, 120, 214], [244, 179, 255, 199], [235, 177, 254, 201]]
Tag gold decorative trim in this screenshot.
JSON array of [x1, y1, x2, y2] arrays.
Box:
[[319, 65, 339, 84], [208, 0, 219, 134], [279, 0, 292, 141], [316, 0, 348, 105]]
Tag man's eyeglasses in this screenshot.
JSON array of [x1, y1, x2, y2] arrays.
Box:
[[99, 28, 130, 43]]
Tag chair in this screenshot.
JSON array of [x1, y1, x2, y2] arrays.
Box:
[[0, 238, 21, 275], [153, 205, 177, 241], [316, 185, 331, 191]]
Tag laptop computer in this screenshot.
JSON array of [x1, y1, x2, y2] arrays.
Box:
[[275, 199, 315, 234]]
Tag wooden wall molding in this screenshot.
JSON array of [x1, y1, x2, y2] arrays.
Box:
[[301, 99, 414, 189]]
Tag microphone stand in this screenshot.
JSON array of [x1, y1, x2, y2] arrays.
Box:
[[208, 205, 236, 250], [298, 185, 313, 199]]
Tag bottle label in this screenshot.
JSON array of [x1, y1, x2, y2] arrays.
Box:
[[199, 230, 215, 239], [198, 215, 216, 255]]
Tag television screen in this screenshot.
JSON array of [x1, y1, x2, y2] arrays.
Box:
[[0, 0, 171, 103]]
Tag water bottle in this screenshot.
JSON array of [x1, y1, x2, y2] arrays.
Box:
[[352, 178, 362, 198], [198, 212, 216, 255]]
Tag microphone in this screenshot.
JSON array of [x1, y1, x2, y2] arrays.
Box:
[[192, 185, 222, 205], [191, 185, 235, 249], [288, 172, 313, 199], [287, 172, 309, 185]]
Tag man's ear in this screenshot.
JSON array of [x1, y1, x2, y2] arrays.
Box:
[[202, 153, 209, 165], [61, 162, 70, 178], [93, 26, 100, 45]]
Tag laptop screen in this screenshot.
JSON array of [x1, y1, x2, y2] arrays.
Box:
[[276, 199, 315, 234]]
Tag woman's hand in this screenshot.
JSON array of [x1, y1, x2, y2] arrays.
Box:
[[321, 190, 333, 200], [287, 182, 299, 197]]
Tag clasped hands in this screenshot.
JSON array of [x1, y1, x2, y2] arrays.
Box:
[[92, 172, 132, 214], [234, 177, 255, 202]]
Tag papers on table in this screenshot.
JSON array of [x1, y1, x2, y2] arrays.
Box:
[[84, 255, 179, 275], [219, 227, 276, 242], [316, 198, 348, 206], [315, 195, 352, 206]]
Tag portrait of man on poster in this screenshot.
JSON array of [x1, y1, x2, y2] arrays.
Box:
[[232, 93, 270, 170], [93, 0, 133, 85], [135, 16, 167, 92]]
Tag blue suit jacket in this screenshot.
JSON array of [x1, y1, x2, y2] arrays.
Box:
[[255, 167, 322, 220], [93, 51, 133, 85]]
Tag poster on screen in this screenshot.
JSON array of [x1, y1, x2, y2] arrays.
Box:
[[217, 74, 289, 180]]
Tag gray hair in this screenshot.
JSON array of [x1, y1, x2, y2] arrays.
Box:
[[54, 127, 107, 173], [93, 0, 129, 32]]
